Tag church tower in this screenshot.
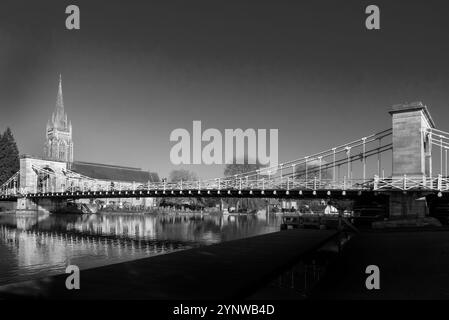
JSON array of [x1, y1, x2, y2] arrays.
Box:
[[44, 75, 74, 162]]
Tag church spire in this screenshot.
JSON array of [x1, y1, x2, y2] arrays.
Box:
[[56, 74, 64, 112], [51, 74, 67, 130], [44, 74, 74, 162]]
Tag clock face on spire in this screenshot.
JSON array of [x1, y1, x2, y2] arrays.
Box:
[[44, 75, 73, 162]]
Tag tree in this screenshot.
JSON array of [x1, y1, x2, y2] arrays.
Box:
[[292, 159, 335, 214], [224, 162, 261, 177], [223, 159, 266, 212], [164, 169, 201, 208], [0, 128, 20, 185], [169, 169, 198, 182]]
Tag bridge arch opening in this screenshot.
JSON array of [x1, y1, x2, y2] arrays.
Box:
[[37, 166, 56, 193]]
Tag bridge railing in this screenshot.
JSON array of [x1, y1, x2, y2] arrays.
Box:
[[136, 178, 375, 192], [373, 174, 449, 191], [0, 177, 382, 197], [4, 175, 449, 198], [47, 177, 376, 194]]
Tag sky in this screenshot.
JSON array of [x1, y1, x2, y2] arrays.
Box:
[[1, 0, 449, 179]]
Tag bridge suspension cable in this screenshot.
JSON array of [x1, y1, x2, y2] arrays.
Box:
[[425, 128, 449, 177], [217, 128, 393, 183], [0, 171, 20, 195]]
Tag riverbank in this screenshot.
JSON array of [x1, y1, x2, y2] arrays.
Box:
[[309, 227, 449, 299], [2, 211, 449, 299], [0, 229, 337, 299]]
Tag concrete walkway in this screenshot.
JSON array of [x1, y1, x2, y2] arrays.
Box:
[[0, 229, 337, 299], [310, 229, 449, 299]]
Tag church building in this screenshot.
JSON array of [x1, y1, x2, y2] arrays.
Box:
[[37, 75, 158, 210], [44, 75, 74, 163]]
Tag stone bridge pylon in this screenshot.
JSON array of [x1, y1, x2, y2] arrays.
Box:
[[388, 102, 436, 217], [16, 156, 70, 212]]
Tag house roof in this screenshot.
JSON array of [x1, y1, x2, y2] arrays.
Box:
[[70, 161, 159, 183]]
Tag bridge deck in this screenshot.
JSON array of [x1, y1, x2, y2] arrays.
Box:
[[0, 229, 337, 299], [0, 188, 383, 201]]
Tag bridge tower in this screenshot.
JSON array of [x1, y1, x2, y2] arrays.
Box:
[[389, 102, 435, 217], [16, 155, 68, 212]]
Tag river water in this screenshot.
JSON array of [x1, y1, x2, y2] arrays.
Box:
[[0, 212, 281, 285]]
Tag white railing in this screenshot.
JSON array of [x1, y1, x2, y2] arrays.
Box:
[[373, 174, 449, 191], [2, 174, 449, 198], [1, 176, 375, 197]]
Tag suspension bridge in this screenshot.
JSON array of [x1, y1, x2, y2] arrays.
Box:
[[1, 102, 449, 217]]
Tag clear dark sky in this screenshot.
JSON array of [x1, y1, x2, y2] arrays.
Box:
[[1, 0, 449, 179]]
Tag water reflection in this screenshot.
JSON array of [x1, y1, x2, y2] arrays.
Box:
[[0, 212, 280, 285]]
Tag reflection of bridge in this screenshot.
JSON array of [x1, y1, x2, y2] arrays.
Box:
[[1, 102, 449, 217]]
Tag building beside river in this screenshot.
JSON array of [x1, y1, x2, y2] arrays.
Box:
[[24, 75, 159, 210]]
